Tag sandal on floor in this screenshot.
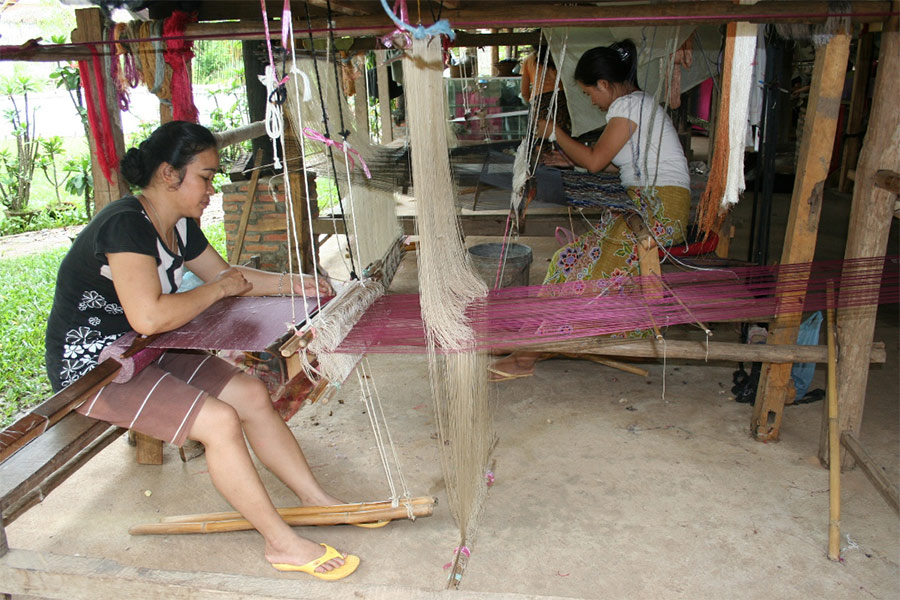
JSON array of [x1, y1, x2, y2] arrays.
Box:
[[272, 543, 360, 580]]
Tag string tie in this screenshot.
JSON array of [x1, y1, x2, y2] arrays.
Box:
[[302, 126, 372, 179], [379, 0, 456, 41], [442, 545, 471, 569]]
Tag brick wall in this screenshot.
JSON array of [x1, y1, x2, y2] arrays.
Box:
[[221, 174, 317, 273]]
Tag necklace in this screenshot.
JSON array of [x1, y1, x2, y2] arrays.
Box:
[[140, 195, 175, 252]]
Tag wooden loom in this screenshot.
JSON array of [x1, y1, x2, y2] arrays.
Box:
[[2, 3, 898, 598]]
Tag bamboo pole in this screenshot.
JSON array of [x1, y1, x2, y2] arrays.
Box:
[[159, 496, 435, 524], [826, 281, 841, 561], [129, 498, 435, 535], [523, 338, 886, 365], [840, 431, 900, 516]]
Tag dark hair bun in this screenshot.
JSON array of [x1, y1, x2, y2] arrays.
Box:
[[120, 146, 150, 188], [119, 121, 216, 190], [574, 38, 640, 89]]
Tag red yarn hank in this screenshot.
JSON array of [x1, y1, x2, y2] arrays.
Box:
[[78, 45, 119, 184], [163, 10, 199, 123]]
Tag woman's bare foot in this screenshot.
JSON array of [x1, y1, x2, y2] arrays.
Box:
[[298, 490, 345, 507], [265, 534, 347, 573], [488, 352, 541, 380]]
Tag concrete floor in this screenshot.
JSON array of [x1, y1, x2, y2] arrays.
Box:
[[4, 183, 898, 599]]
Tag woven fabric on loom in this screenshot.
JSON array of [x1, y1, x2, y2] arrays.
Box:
[[560, 170, 632, 210]]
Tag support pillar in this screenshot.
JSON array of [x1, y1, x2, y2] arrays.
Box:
[[818, 18, 900, 467], [752, 31, 851, 441], [838, 31, 874, 193], [71, 7, 129, 213], [376, 50, 393, 143]]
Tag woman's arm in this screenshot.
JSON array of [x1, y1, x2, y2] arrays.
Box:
[[540, 117, 635, 174], [520, 56, 534, 103], [108, 251, 251, 336], [186, 245, 333, 297]]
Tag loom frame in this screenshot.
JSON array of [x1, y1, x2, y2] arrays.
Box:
[[1, 2, 897, 598]]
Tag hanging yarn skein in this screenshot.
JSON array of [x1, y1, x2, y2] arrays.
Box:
[[162, 10, 200, 122], [404, 35, 494, 581], [696, 21, 756, 236], [78, 45, 119, 184]]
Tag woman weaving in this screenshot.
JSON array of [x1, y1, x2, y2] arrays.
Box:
[[44, 121, 363, 580], [490, 39, 691, 381]]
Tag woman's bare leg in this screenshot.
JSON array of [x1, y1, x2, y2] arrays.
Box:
[[188, 397, 345, 571], [215, 373, 342, 507]]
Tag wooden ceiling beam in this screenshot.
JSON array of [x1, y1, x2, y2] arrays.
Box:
[[185, 1, 893, 40], [303, 0, 373, 16]]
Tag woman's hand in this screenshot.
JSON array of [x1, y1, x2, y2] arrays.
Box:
[[292, 274, 333, 297], [542, 149, 574, 167], [212, 267, 253, 297], [535, 119, 556, 140]]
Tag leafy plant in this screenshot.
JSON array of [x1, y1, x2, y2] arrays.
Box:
[[36, 136, 68, 204], [0, 70, 42, 213], [63, 154, 93, 219]]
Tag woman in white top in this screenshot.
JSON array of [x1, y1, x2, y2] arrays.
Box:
[[489, 39, 691, 381]]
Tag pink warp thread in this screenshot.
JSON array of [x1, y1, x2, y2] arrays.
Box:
[[302, 127, 372, 179], [334, 256, 900, 354]]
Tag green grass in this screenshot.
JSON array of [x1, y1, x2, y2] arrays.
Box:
[[0, 247, 66, 425], [0, 220, 228, 427]]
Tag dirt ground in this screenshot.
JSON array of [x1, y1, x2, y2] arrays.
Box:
[[3, 185, 898, 599]]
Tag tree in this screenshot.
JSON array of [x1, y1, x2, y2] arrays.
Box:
[[0, 71, 42, 213], [37, 136, 68, 205]]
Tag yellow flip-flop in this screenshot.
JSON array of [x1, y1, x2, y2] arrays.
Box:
[[352, 520, 390, 528], [272, 543, 360, 580]]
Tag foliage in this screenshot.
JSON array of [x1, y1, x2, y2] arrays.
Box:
[[0, 70, 42, 212], [36, 136, 68, 204], [63, 154, 93, 221], [0, 247, 66, 426], [202, 220, 227, 257], [193, 40, 244, 86], [0, 202, 86, 236]]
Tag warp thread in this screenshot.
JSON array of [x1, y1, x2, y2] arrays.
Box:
[[98, 331, 166, 384]]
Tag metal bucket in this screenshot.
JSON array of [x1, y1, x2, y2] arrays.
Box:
[[467, 242, 533, 289]]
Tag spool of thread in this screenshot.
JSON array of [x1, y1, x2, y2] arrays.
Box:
[[99, 331, 166, 384]]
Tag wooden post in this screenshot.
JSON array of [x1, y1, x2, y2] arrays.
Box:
[[838, 32, 874, 192], [376, 50, 393, 143], [752, 31, 850, 442], [284, 111, 316, 274], [71, 7, 129, 213], [353, 52, 370, 141], [491, 32, 500, 76], [818, 17, 900, 467]]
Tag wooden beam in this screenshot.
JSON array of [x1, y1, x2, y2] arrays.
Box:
[[178, 2, 894, 42], [0, 548, 451, 600], [71, 8, 130, 213], [840, 431, 900, 516], [819, 17, 900, 468], [838, 32, 874, 192], [752, 31, 850, 442], [304, 0, 372, 16], [519, 339, 886, 365], [376, 50, 393, 144], [1, 417, 125, 526], [874, 168, 900, 194]]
